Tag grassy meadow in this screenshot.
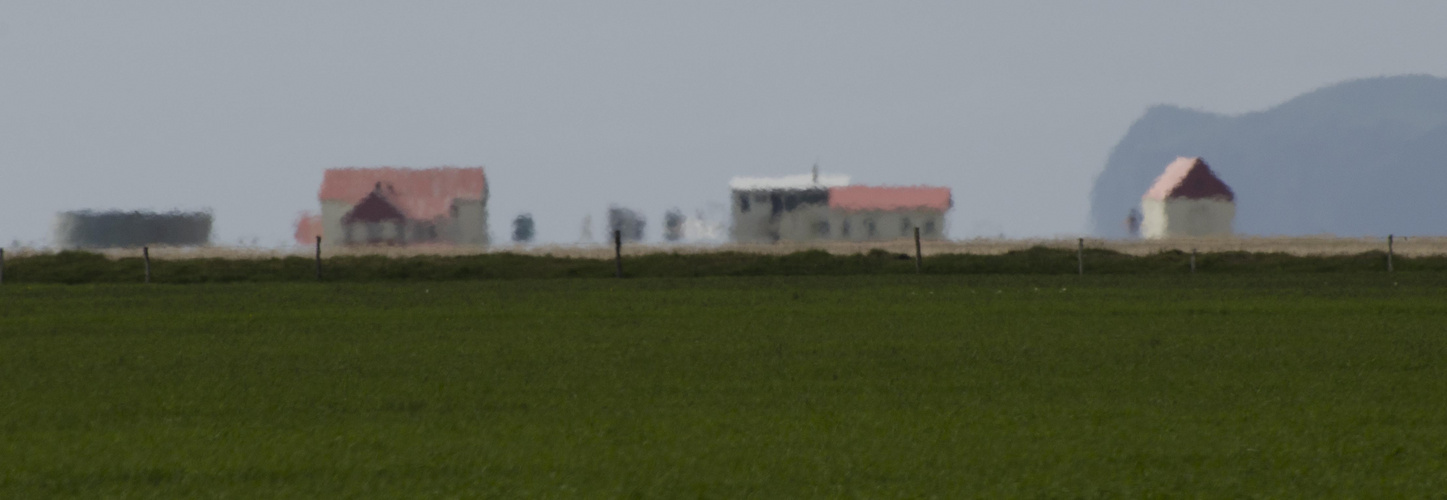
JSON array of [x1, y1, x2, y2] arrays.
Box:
[[3, 274, 1447, 496]]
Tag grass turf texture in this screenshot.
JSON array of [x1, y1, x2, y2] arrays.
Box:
[[3, 275, 1447, 497], [2, 247, 1441, 283]]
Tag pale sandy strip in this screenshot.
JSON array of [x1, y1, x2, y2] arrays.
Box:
[[3, 236, 1442, 260]]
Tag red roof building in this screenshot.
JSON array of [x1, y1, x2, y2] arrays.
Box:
[[728, 172, 954, 242], [1140, 157, 1235, 238], [319, 167, 488, 220], [310, 167, 489, 246], [293, 212, 322, 245]]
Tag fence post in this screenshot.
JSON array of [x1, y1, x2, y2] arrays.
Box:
[[1190, 248, 1197, 274], [143, 247, 151, 284], [0, 248, 5, 285], [1077, 238, 1084, 275], [315, 236, 322, 281], [914, 227, 922, 274], [614, 230, 623, 278], [1387, 234, 1394, 273]]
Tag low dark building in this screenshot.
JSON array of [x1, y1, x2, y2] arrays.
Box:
[[54, 210, 213, 249]]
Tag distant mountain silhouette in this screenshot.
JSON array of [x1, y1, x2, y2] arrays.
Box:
[[1090, 75, 1447, 238]]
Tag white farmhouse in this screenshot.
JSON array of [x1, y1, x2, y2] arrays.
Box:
[[729, 171, 850, 243], [729, 169, 951, 243], [297, 167, 489, 247], [1141, 157, 1235, 239]]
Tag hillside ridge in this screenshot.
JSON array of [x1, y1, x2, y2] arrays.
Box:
[[1091, 75, 1447, 237]]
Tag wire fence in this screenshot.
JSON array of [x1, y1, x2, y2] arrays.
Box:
[[0, 234, 1432, 285]]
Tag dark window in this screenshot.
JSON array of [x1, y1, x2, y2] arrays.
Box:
[[739, 194, 750, 212], [798, 189, 829, 205], [923, 219, 936, 235], [901, 217, 912, 237], [865, 219, 877, 238], [814, 220, 830, 237], [841, 219, 852, 237]]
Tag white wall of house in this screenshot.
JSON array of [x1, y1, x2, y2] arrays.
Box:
[[342, 220, 405, 245], [323, 198, 488, 247], [320, 200, 353, 247], [730, 190, 775, 243], [1141, 198, 1234, 238], [729, 184, 950, 243], [824, 210, 946, 241], [731, 201, 948, 243], [729, 189, 833, 243], [775, 205, 834, 242], [449, 199, 488, 245]]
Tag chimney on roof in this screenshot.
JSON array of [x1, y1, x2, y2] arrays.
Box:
[[812, 163, 819, 184]]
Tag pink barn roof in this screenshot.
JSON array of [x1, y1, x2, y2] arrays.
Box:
[[828, 185, 952, 212], [1143, 157, 1234, 202], [293, 212, 321, 245], [319, 167, 486, 220]]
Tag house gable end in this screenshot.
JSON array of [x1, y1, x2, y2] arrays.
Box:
[[1144, 157, 1235, 202]]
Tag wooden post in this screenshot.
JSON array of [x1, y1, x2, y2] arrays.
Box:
[[613, 230, 623, 278], [1387, 234, 1394, 273], [0, 248, 5, 285], [315, 236, 322, 280], [143, 246, 151, 284], [914, 227, 922, 274], [1190, 248, 1197, 274], [1077, 238, 1084, 275]]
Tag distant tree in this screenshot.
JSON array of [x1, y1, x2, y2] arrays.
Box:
[[579, 215, 593, 242], [512, 213, 535, 243], [663, 208, 685, 242], [607, 206, 646, 242]]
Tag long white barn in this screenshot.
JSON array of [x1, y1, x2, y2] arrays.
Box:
[[730, 171, 951, 243]]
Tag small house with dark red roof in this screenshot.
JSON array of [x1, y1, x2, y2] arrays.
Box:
[[1141, 157, 1235, 238], [729, 168, 951, 242], [306, 167, 489, 246]]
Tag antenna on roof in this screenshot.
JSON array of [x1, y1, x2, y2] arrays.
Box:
[[811, 161, 819, 184]]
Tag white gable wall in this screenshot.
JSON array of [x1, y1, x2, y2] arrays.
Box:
[[320, 200, 353, 248], [825, 210, 946, 241], [448, 199, 488, 245], [1142, 198, 1235, 239]]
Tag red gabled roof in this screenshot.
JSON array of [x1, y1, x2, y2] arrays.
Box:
[[1144, 157, 1234, 201], [828, 185, 952, 212], [319, 167, 486, 220]]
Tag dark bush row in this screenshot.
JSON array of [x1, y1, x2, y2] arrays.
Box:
[[0, 247, 1431, 284]]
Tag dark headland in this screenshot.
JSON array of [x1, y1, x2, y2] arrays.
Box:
[[1091, 75, 1447, 238]]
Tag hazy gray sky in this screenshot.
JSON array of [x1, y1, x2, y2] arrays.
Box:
[[3, 1, 1445, 246]]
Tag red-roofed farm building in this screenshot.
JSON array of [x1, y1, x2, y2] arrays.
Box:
[[301, 167, 489, 246], [729, 172, 951, 242], [1141, 157, 1235, 238]]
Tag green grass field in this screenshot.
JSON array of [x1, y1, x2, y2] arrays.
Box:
[[4, 274, 1447, 497]]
